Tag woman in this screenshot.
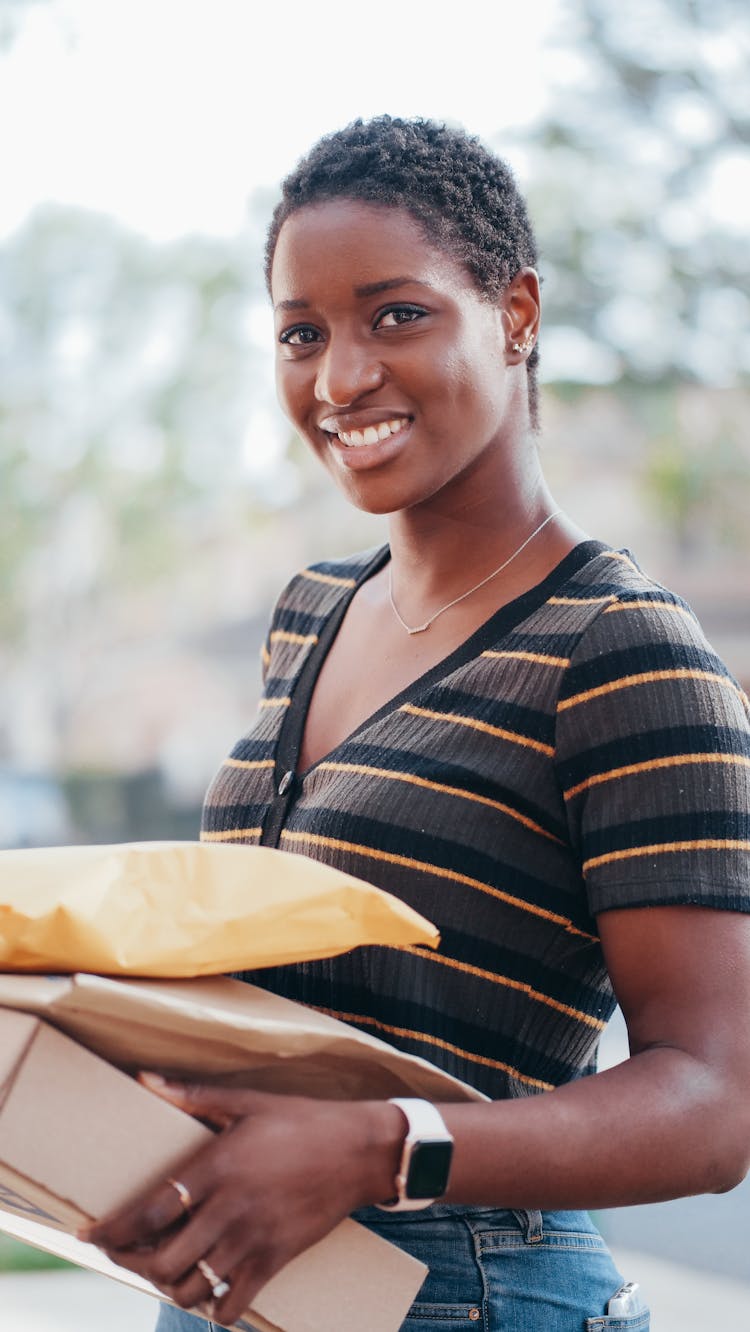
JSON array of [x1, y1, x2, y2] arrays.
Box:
[[87, 117, 750, 1331]]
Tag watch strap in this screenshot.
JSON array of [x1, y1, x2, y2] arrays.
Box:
[[375, 1097, 454, 1212]]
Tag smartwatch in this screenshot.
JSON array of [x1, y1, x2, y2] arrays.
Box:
[[375, 1098, 454, 1211]]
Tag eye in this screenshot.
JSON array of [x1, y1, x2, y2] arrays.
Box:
[[278, 324, 322, 346], [374, 304, 428, 329]]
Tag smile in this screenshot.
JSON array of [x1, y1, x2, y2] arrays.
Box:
[[322, 417, 411, 448]]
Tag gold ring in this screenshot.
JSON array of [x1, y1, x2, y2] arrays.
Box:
[[166, 1177, 193, 1216], [197, 1258, 231, 1301]]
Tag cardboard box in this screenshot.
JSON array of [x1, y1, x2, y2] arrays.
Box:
[[0, 1007, 428, 1332]]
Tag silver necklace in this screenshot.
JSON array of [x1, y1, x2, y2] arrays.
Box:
[[388, 509, 563, 635]]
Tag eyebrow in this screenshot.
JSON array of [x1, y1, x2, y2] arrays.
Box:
[[274, 276, 432, 313], [354, 276, 431, 298]]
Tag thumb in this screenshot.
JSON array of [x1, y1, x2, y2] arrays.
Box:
[[137, 1072, 257, 1127]]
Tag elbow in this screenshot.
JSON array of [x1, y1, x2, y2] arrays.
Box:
[[705, 1099, 750, 1194], [680, 1066, 750, 1195], [671, 1129, 749, 1197], [711, 1150, 750, 1195]]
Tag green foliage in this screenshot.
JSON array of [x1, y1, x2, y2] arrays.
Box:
[[0, 1234, 73, 1272], [642, 418, 750, 552], [0, 205, 269, 641], [516, 0, 750, 390]]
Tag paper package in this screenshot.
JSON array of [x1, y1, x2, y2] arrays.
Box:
[[0, 970, 488, 1102], [0, 972, 486, 1332], [0, 1007, 427, 1332], [0, 842, 481, 1331]]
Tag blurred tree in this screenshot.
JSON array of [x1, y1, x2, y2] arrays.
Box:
[[508, 0, 750, 554], [0, 204, 275, 641], [520, 0, 750, 389]]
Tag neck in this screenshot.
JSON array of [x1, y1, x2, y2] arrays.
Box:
[[387, 471, 560, 598], [384, 491, 587, 635]]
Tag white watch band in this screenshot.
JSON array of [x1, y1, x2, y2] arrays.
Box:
[[375, 1097, 454, 1212]]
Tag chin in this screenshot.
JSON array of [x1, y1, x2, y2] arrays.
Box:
[[325, 458, 447, 517], [340, 491, 402, 517], [327, 473, 405, 516]]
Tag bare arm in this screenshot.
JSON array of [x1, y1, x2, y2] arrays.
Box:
[[438, 904, 750, 1207], [86, 904, 750, 1324]]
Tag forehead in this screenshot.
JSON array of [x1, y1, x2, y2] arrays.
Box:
[[270, 199, 472, 304]]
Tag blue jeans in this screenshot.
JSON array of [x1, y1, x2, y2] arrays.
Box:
[[153, 1206, 649, 1331]]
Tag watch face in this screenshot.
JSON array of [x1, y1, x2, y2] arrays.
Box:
[[406, 1139, 454, 1200]]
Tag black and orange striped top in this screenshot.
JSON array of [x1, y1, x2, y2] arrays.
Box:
[[201, 541, 750, 1099]]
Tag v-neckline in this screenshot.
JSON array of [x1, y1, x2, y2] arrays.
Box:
[[276, 539, 608, 784]]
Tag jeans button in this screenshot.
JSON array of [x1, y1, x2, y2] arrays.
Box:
[[468, 1310, 481, 1322]]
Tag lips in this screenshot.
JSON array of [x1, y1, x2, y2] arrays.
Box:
[[317, 414, 415, 473], [318, 413, 412, 448]]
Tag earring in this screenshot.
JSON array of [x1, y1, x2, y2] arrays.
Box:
[[511, 334, 535, 354]]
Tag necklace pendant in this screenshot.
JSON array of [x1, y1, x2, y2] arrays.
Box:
[[407, 622, 431, 635]]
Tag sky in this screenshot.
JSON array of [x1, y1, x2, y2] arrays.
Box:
[[0, 0, 565, 240]]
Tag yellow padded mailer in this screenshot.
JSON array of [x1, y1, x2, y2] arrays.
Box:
[[0, 840, 439, 976]]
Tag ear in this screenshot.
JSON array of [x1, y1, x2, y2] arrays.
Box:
[[501, 267, 541, 362]]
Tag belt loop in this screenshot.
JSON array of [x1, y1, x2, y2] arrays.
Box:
[[512, 1208, 543, 1244]]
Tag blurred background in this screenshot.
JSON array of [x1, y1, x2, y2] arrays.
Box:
[[1, 0, 748, 1316]]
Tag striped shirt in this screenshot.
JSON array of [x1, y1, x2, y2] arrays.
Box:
[[201, 541, 750, 1099]]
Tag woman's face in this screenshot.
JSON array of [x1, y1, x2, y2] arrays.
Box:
[[270, 199, 534, 516]]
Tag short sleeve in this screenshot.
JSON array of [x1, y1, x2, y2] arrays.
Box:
[[555, 590, 750, 916]]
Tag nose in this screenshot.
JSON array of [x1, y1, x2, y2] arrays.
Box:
[[313, 333, 385, 407]]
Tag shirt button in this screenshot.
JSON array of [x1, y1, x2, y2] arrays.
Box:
[[278, 770, 295, 796]]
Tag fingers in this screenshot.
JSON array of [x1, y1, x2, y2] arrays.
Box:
[[138, 1073, 267, 1129], [119, 1189, 239, 1286], [82, 1094, 360, 1328], [93, 1171, 248, 1284], [170, 1249, 276, 1329], [82, 1118, 241, 1251], [103, 1199, 273, 1327], [160, 1251, 245, 1324], [83, 1171, 207, 1250]]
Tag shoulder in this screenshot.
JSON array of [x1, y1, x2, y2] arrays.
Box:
[[557, 547, 703, 630], [554, 551, 750, 916], [260, 545, 387, 681], [292, 545, 386, 593], [268, 544, 387, 627], [558, 548, 746, 699], [556, 546, 750, 737]]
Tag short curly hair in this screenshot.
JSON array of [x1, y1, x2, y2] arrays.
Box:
[[265, 115, 541, 428]]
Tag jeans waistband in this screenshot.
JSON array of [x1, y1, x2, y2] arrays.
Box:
[[352, 1203, 558, 1243]]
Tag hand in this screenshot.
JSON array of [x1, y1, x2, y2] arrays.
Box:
[[82, 1077, 403, 1327]]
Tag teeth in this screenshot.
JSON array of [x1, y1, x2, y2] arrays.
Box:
[[334, 417, 410, 447]]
